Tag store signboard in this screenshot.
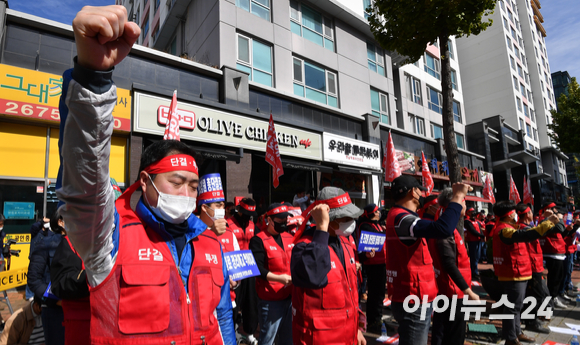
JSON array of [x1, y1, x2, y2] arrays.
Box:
[[133, 92, 322, 161], [322, 133, 381, 170], [0, 64, 132, 131], [3, 201, 35, 219]]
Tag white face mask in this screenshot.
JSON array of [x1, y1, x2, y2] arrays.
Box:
[[146, 175, 197, 224], [0, 227, 3, 231], [333, 219, 356, 237], [205, 208, 225, 222], [43, 223, 50, 229]]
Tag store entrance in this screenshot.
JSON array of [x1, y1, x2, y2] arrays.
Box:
[[251, 156, 315, 215]]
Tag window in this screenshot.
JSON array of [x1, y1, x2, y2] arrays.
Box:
[[531, 109, 536, 122], [448, 40, 454, 59], [533, 128, 538, 141], [424, 53, 440, 79], [453, 101, 462, 123], [510, 56, 515, 70], [451, 69, 458, 91], [511, 27, 516, 39], [499, 0, 505, 11], [503, 17, 508, 29], [293, 57, 338, 107], [513, 76, 518, 90], [431, 123, 443, 139], [520, 83, 525, 96], [519, 118, 524, 129], [143, 13, 149, 39], [526, 123, 532, 137], [409, 114, 425, 135], [236, 34, 273, 87], [237, 0, 270, 21], [371, 89, 389, 124], [517, 64, 523, 78], [367, 42, 385, 76], [506, 36, 512, 50], [135, 7, 140, 26], [524, 104, 529, 118], [427, 86, 442, 114], [456, 133, 465, 149], [508, 9, 513, 22], [514, 46, 519, 58], [516, 96, 522, 111], [154, 0, 160, 13], [290, 2, 334, 52], [405, 74, 422, 104], [363, 0, 371, 20]]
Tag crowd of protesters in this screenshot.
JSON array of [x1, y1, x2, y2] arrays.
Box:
[[1, 5, 580, 345]]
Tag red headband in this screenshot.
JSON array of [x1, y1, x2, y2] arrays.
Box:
[[499, 209, 516, 218], [240, 201, 256, 212], [144, 154, 199, 175], [267, 205, 289, 216], [363, 205, 379, 217], [517, 207, 531, 215], [542, 203, 556, 212], [292, 193, 354, 243]]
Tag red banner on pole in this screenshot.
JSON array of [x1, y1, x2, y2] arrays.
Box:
[[266, 114, 284, 188], [483, 174, 496, 204], [163, 90, 180, 141], [523, 177, 533, 205], [384, 131, 401, 182], [509, 176, 521, 204], [421, 151, 434, 196]]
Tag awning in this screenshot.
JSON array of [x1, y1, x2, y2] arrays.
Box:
[[192, 146, 242, 162], [283, 159, 333, 174], [338, 165, 381, 176], [465, 195, 492, 203]]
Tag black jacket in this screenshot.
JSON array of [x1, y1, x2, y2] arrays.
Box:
[[50, 236, 89, 300]]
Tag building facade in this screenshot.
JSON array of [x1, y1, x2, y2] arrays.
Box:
[[457, 0, 570, 207]]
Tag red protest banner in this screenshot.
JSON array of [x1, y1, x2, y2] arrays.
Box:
[[266, 114, 284, 188], [163, 90, 180, 141]]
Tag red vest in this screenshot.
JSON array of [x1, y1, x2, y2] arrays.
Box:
[[217, 229, 237, 303], [292, 235, 358, 345], [565, 234, 577, 254], [540, 232, 566, 254], [464, 217, 481, 242], [476, 220, 486, 241], [385, 207, 438, 303], [358, 222, 387, 266], [492, 221, 532, 279], [90, 193, 226, 345], [518, 223, 544, 273], [227, 217, 255, 251], [428, 229, 471, 298], [255, 231, 294, 301]]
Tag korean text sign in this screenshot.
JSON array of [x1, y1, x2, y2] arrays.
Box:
[[224, 250, 260, 281], [358, 231, 386, 252]]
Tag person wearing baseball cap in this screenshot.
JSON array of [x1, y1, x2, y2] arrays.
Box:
[[56, 7, 236, 342], [385, 175, 470, 345], [291, 187, 366, 345], [249, 203, 294, 345]]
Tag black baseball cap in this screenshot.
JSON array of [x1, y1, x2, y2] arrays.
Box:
[[392, 175, 427, 201]]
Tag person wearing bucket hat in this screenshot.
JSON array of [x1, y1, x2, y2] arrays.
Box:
[[385, 176, 470, 345], [227, 198, 259, 344], [491, 201, 560, 345], [249, 203, 294, 345], [290, 186, 366, 345], [56, 7, 236, 343]]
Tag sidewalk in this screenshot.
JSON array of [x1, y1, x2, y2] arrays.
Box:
[[0, 287, 30, 321]]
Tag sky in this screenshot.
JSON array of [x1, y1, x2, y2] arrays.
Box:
[[8, 0, 580, 79]]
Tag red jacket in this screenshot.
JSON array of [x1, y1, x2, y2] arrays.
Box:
[[540, 232, 566, 254], [565, 233, 577, 254], [428, 229, 471, 298], [386, 207, 438, 303], [464, 217, 482, 243], [227, 217, 255, 251], [492, 222, 532, 280], [255, 231, 294, 301], [292, 235, 358, 345], [90, 209, 225, 345]]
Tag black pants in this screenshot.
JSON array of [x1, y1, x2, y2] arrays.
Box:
[[524, 272, 549, 327], [365, 264, 386, 328], [235, 276, 259, 334], [431, 298, 466, 345], [500, 280, 527, 341], [545, 257, 564, 297]]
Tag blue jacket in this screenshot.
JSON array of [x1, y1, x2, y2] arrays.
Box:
[[27, 230, 62, 307]]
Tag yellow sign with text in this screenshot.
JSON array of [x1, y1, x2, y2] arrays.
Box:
[[0, 64, 131, 131], [0, 267, 27, 291], [3, 234, 32, 271]]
